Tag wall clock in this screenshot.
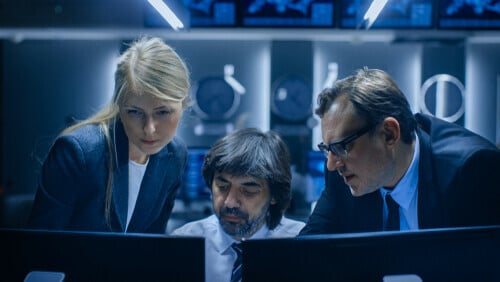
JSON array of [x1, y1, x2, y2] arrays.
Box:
[[271, 76, 312, 122], [192, 77, 240, 121]]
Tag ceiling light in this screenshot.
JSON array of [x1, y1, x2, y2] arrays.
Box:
[[147, 0, 184, 31], [362, 0, 388, 29]]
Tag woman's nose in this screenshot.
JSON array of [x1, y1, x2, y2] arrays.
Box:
[[143, 116, 156, 135]]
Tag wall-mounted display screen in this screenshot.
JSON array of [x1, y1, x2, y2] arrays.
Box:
[[242, 0, 335, 27], [186, 0, 237, 27], [438, 0, 500, 29], [340, 0, 434, 29], [144, 0, 237, 28]]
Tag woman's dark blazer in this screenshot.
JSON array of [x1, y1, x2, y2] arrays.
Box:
[[300, 113, 500, 235], [28, 120, 188, 234]]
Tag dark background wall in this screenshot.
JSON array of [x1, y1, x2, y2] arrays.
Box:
[[2, 40, 120, 195]]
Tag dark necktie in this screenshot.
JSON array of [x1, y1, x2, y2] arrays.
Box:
[[231, 243, 242, 282], [385, 193, 400, 231]]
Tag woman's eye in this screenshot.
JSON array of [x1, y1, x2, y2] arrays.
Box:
[[127, 109, 143, 117], [156, 110, 172, 117]]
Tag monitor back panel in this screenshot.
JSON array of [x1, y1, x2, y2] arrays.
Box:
[[243, 226, 500, 282], [0, 228, 204, 282]]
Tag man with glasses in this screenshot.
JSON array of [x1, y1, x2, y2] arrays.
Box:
[[300, 68, 500, 235]]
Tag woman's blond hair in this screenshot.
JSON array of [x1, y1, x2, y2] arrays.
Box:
[[62, 36, 190, 228]]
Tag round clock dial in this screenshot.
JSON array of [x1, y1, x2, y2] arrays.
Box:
[[192, 77, 240, 121], [271, 76, 312, 122]]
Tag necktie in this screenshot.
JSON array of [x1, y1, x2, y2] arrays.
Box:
[[231, 243, 242, 282], [385, 193, 400, 231]]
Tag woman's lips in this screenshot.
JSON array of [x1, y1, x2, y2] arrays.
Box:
[[142, 140, 157, 145]]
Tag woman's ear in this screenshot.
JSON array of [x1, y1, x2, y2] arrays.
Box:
[[382, 117, 400, 145], [270, 198, 277, 205]]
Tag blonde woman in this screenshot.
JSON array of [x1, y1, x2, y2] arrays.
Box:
[[29, 37, 190, 233]]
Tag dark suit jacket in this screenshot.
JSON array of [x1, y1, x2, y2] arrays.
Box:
[[28, 120, 187, 234], [300, 113, 500, 235]]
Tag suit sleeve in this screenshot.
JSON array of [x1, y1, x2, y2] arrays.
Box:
[[447, 148, 500, 227], [299, 170, 344, 235], [28, 135, 87, 229]]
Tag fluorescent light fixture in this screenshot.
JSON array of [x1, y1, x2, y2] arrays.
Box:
[[147, 0, 184, 31], [362, 0, 388, 29], [224, 64, 246, 95]]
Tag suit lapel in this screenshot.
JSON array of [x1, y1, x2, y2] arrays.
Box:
[[111, 121, 129, 232], [127, 146, 175, 232], [416, 129, 444, 228]]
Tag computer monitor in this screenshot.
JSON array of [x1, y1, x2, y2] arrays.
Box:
[[181, 147, 211, 200], [144, 0, 237, 28], [242, 226, 500, 281], [187, 0, 237, 27], [306, 150, 326, 203], [340, 0, 434, 29], [438, 0, 500, 29], [1, 228, 205, 282], [242, 0, 335, 27]]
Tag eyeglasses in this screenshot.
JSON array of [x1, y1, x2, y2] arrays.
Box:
[[317, 125, 373, 159]]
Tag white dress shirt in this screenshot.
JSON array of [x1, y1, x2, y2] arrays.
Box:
[[170, 214, 305, 282]]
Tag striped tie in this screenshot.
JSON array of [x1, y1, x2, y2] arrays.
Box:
[[231, 243, 242, 282]]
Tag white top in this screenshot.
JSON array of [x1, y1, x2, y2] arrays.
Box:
[[171, 214, 305, 282], [127, 159, 148, 230]]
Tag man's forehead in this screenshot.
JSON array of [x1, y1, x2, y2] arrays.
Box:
[[215, 172, 265, 185], [322, 101, 357, 139]]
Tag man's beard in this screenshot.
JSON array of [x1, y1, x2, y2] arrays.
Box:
[[218, 204, 269, 238]]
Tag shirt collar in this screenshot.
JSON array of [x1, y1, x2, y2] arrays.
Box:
[[380, 135, 420, 210]]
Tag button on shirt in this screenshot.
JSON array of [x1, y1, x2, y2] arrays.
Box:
[[170, 214, 305, 282], [380, 135, 420, 231]]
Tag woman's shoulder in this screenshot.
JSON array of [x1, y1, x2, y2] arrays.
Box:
[[55, 124, 107, 153], [64, 123, 103, 137]]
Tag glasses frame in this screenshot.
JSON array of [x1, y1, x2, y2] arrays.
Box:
[[317, 125, 373, 159]]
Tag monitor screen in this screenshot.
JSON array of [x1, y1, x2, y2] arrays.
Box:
[[340, 0, 434, 29], [242, 226, 500, 281], [185, 0, 237, 27], [242, 0, 335, 27], [181, 147, 211, 200], [1, 228, 205, 282], [306, 150, 326, 202], [144, 0, 237, 28], [438, 0, 500, 29]]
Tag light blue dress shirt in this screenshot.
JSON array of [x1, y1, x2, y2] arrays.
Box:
[[380, 135, 420, 231]]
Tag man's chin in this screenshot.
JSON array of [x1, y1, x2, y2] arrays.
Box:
[[221, 222, 241, 235], [349, 185, 365, 197]]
